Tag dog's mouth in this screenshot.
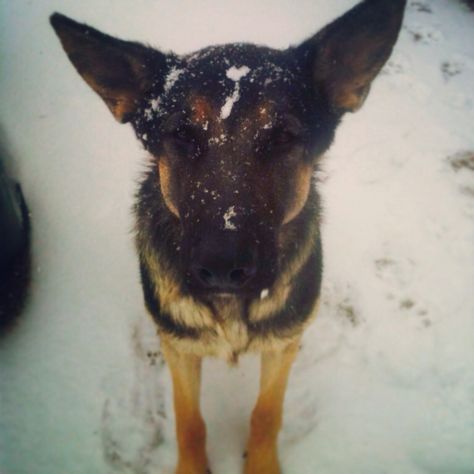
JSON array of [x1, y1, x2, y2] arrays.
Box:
[[209, 291, 238, 299], [187, 285, 255, 300], [181, 225, 279, 301], [185, 273, 276, 303]]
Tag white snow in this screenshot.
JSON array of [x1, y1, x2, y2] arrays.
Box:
[[223, 205, 237, 230], [220, 89, 241, 120], [143, 107, 153, 121], [1, 1, 474, 474], [150, 98, 160, 111], [226, 65, 250, 81], [220, 65, 250, 119], [163, 66, 184, 93]]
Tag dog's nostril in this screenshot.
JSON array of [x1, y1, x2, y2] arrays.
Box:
[[229, 265, 256, 285], [198, 267, 213, 284], [229, 268, 246, 283]]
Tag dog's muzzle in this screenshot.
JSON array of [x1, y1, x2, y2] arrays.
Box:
[[186, 230, 258, 294]]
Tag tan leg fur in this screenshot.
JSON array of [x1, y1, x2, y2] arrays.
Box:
[[244, 339, 300, 474], [161, 340, 209, 474]]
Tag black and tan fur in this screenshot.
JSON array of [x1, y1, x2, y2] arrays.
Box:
[[50, 1, 406, 472]]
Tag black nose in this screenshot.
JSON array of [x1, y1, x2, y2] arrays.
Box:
[[192, 263, 257, 290], [189, 232, 257, 291]]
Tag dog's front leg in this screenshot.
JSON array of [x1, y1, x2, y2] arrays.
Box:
[[161, 340, 209, 474], [244, 339, 300, 474]]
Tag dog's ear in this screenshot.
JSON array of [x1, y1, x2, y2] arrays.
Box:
[[298, 0, 406, 113], [50, 13, 168, 123]]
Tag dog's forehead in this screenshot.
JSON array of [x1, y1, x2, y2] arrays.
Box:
[[184, 43, 295, 84], [141, 43, 304, 124]]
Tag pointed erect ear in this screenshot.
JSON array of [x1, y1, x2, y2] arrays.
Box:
[[50, 13, 169, 123], [298, 0, 406, 113]]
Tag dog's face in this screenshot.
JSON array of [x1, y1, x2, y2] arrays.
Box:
[[51, 0, 406, 298], [134, 45, 334, 297]]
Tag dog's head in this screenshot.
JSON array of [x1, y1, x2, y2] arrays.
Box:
[[51, 0, 406, 299]]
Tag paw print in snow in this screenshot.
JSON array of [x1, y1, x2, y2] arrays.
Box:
[[282, 388, 318, 445], [146, 350, 165, 367], [447, 151, 474, 173], [446, 151, 474, 207], [383, 59, 405, 75], [441, 54, 474, 81], [399, 298, 430, 321], [409, 1, 433, 13], [441, 61, 463, 81], [100, 316, 171, 473], [381, 50, 411, 77], [336, 298, 358, 326], [405, 23, 443, 44]]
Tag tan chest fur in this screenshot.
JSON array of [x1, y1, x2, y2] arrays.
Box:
[[164, 295, 250, 364], [160, 291, 309, 365]]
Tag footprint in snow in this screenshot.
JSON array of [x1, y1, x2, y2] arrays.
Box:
[[282, 387, 319, 445], [292, 285, 356, 373], [380, 51, 433, 103], [101, 316, 170, 473], [399, 298, 431, 325], [404, 23, 444, 44], [441, 54, 474, 80], [447, 152, 474, 173], [409, 0, 433, 14], [375, 258, 431, 326], [381, 50, 411, 77], [446, 151, 474, 208], [441, 60, 463, 81], [280, 288, 359, 445], [374, 255, 417, 288]]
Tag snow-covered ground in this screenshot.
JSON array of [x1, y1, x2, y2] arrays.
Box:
[[1, 0, 473, 473]]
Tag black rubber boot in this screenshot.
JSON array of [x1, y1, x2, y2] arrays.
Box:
[[0, 157, 31, 331]]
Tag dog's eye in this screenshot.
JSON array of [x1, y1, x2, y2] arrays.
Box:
[[256, 121, 304, 160], [263, 127, 299, 153], [171, 127, 194, 144], [166, 126, 202, 159], [272, 129, 297, 146]]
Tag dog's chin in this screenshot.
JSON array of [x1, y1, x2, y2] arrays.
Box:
[[189, 288, 250, 302], [186, 285, 262, 303], [208, 293, 240, 305], [210, 292, 237, 299], [185, 270, 278, 303]]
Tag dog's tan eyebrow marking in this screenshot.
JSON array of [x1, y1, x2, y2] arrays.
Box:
[[158, 158, 179, 217], [259, 105, 271, 121], [258, 103, 273, 117], [190, 96, 214, 128], [283, 162, 313, 225], [239, 103, 275, 132]]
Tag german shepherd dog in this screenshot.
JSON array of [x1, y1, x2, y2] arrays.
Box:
[[51, 1, 406, 472]]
